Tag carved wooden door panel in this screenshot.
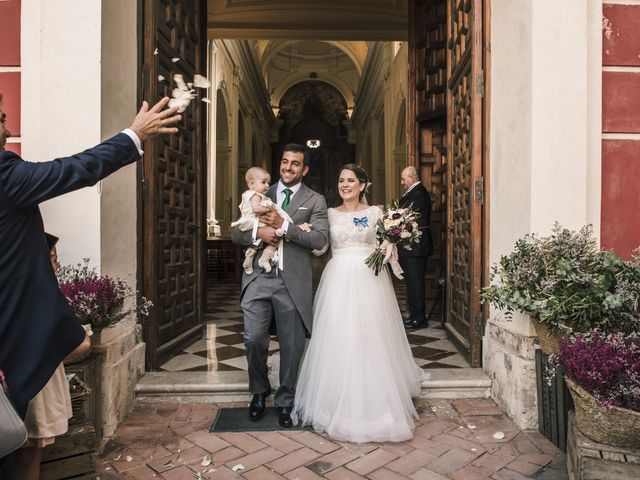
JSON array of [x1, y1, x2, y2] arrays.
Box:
[[445, 0, 484, 366], [141, 0, 207, 369], [409, 0, 448, 321]]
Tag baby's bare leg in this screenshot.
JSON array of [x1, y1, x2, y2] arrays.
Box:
[[258, 244, 278, 273], [243, 247, 257, 274]]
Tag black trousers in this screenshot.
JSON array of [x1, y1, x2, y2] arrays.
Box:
[[399, 255, 427, 323]]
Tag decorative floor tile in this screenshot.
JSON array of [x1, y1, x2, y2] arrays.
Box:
[[160, 281, 470, 373]]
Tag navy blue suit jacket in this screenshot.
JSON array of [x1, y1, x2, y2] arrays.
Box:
[[0, 133, 140, 415], [398, 183, 433, 258]]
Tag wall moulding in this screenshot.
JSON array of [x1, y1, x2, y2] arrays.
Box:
[[207, 0, 407, 41]]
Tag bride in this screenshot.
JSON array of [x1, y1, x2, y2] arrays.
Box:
[[292, 163, 425, 443]]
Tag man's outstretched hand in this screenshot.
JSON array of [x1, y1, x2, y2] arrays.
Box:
[[130, 97, 181, 142]]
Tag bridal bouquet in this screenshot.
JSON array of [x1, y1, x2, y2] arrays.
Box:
[[365, 202, 422, 278]]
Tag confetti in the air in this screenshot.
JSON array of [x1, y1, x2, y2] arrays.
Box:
[[171, 57, 180, 63], [167, 73, 210, 113], [158, 75, 165, 82], [193, 74, 211, 89], [168, 98, 191, 113]]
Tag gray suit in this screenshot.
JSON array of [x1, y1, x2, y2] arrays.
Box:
[[231, 183, 328, 407]]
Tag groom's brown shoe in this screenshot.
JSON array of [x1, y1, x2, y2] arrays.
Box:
[[249, 389, 270, 421], [278, 406, 293, 428]]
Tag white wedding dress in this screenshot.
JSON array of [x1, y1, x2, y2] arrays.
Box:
[[292, 205, 425, 443]]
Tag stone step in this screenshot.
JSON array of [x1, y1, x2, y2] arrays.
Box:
[[135, 368, 491, 403]]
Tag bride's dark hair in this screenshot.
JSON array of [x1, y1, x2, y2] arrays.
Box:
[[339, 163, 370, 202]]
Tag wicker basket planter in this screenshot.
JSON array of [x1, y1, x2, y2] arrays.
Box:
[[565, 377, 640, 449], [532, 320, 561, 355]]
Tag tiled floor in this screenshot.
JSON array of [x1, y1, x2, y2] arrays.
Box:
[[159, 281, 470, 373], [97, 398, 567, 479]]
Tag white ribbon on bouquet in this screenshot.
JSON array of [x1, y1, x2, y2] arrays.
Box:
[[380, 240, 404, 279]]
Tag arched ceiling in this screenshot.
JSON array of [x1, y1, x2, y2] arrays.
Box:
[[255, 40, 368, 74], [259, 40, 365, 112], [207, 0, 407, 41]]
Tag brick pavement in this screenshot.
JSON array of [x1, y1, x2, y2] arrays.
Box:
[[97, 399, 567, 480]]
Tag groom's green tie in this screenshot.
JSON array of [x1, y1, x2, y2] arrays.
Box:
[[282, 188, 293, 211]]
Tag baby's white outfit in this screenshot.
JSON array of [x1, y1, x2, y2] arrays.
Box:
[[231, 190, 292, 272]]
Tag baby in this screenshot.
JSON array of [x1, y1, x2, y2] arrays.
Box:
[[232, 167, 312, 273]]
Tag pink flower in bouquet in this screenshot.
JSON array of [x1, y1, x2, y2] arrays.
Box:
[[365, 202, 422, 277]]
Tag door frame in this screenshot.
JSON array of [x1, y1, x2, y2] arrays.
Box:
[[136, 0, 208, 370], [407, 0, 491, 367]]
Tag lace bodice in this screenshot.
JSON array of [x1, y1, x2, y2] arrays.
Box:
[[328, 206, 382, 252]]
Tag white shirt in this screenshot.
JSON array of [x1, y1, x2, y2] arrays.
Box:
[[403, 181, 421, 196], [122, 128, 144, 156], [276, 180, 302, 207], [252, 181, 302, 243], [276, 180, 302, 235]]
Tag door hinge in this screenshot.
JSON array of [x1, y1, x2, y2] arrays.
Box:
[[475, 71, 485, 96], [142, 179, 150, 203], [474, 312, 485, 337], [474, 177, 484, 203]]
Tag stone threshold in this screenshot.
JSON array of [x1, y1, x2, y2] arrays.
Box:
[[135, 368, 491, 403]]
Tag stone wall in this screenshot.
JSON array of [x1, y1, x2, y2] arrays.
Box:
[[94, 319, 145, 438], [483, 316, 538, 429], [486, 0, 601, 429]]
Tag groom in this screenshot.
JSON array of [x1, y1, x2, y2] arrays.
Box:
[[231, 143, 328, 427]]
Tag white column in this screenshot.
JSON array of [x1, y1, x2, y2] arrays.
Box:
[[486, 0, 599, 429], [21, 0, 103, 268], [100, 0, 139, 281], [207, 41, 218, 225], [530, 0, 589, 232]]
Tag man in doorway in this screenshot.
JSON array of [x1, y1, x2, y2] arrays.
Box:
[[398, 166, 433, 330], [0, 93, 179, 474], [232, 144, 328, 428]]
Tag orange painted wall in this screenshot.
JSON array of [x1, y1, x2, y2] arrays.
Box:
[[0, 0, 20, 66], [0, 0, 20, 153], [602, 4, 640, 258]]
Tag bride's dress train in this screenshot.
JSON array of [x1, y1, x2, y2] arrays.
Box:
[[293, 206, 425, 443]]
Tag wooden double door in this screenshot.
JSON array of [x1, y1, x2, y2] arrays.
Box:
[[137, 0, 488, 369], [409, 0, 488, 367]]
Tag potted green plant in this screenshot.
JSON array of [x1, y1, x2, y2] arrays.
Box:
[[481, 224, 640, 354], [57, 260, 151, 353], [556, 330, 640, 448]]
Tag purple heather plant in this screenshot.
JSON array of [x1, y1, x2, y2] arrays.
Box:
[[557, 330, 640, 411], [57, 259, 151, 333]]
